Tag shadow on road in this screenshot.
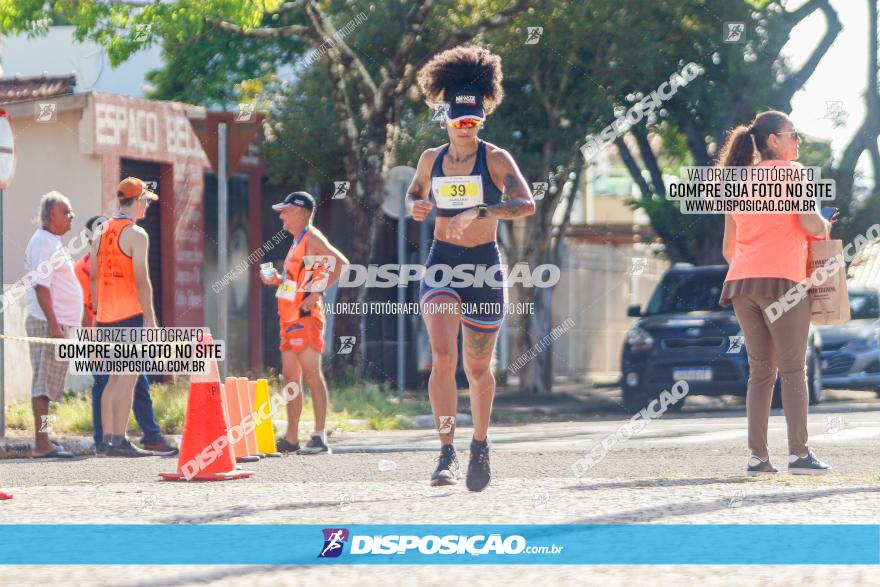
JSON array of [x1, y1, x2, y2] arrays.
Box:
[[570, 485, 880, 524]]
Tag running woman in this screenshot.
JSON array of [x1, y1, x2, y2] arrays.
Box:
[[407, 46, 536, 491]]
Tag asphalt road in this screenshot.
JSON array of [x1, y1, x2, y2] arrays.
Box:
[[2, 393, 878, 586]]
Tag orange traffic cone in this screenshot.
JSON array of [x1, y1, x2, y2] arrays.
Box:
[[238, 377, 260, 458], [160, 343, 253, 481], [0, 472, 12, 500], [225, 376, 259, 463]]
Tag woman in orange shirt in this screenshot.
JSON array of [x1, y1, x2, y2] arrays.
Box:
[[718, 110, 831, 476]]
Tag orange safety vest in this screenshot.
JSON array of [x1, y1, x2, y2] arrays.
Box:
[[96, 216, 143, 323], [278, 225, 326, 325], [74, 253, 93, 325]]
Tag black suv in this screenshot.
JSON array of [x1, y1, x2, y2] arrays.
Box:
[[620, 264, 822, 412]]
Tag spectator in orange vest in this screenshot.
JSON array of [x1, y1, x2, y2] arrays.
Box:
[[76, 214, 176, 456], [90, 178, 160, 458], [260, 192, 349, 455]]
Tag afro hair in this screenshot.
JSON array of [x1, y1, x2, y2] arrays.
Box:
[[417, 45, 504, 115]]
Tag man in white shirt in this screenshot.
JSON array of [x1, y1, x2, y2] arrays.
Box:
[[23, 192, 82, 458]]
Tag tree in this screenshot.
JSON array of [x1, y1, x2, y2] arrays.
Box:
[[480, 0, 628, 392], [1, 0, 535, 377], [828, 0, 880, 248], [609, 0, 842, 264]]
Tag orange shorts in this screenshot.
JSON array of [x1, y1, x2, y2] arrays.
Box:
[[279, 316, 325, 354]]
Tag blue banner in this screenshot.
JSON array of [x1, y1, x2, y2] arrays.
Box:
[[0, 525, 877, 565]]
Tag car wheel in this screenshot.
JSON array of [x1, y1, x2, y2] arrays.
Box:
[[806, 349, 823, 405]]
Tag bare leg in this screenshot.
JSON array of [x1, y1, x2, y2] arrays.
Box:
[[297, 347, 328, 433], [423, 299, 462, 445], [281, 349, 303, 444], [102, 373, 138, 437], [462, 328, 500, 442], [32, 396, 53, 455]]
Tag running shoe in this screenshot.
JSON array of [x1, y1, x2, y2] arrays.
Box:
[[746, 455, 778, 477], [94, 442, 111, 457], [106, 439, 155, 458], [788, 450, 831, 475], [430, 444, 461, 486], [141, 439, 178, 457], [297, 435, 332, 455], [466, 438, 491, 492], [276, 438, 301, 453]]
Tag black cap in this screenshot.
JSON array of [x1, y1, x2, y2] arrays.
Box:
[[272, 191, 316, 211], [445, 82, 485, 122]]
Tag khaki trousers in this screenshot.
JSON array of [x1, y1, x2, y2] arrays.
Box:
[[731, 293, 810, 458]]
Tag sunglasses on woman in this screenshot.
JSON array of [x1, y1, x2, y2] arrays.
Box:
[[447, 118, 483, 129], [776, 129, 800, 141]]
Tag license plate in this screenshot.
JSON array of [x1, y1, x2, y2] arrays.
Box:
[[673, 368, 713, 381]]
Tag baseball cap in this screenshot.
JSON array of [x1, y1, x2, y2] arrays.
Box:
[[445, 82, 485, 122], [272, 191, 316, 211], [117, 177, 158, 201]]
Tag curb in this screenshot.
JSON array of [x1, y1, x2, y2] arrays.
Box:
[[0, 437, 95, 459], [409, 413, 473, 429], [0, 414, 477, 458]]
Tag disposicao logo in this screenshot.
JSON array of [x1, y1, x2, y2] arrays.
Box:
[[318, 528, 349, 558], [349, 534, 527, 555]]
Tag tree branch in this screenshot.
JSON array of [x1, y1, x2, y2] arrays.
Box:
[[718, 0, 840, 141], [772, 0, 842, 111], [632, 125, 665, 197], [378, 0, 436, 112], [615, 137, 651, 197], [214, 1, 378, 107], [214, 20, 312, 39], [303, 1, 377, 106], [550, 154, 582, 264], [430, 0, 537, 54], [667, 103, 710, 165], [833, 0, 879, 196]]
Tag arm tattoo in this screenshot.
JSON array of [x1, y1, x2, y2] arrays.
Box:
[[487, 172, 534, 219]]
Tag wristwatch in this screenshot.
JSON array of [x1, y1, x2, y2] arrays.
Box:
[[477, 204, 489, 218]]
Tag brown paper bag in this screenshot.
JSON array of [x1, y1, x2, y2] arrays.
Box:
[[807, 239, 851, 325]]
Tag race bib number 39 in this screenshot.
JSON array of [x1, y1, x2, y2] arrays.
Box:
[[432, 175, 484, 209]]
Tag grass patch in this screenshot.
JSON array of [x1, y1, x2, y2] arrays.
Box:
[[267, 380, 430, 431], [4, 378, 430, 436]]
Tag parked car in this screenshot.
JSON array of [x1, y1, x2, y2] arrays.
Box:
[[620, 264, 822, 412], [817, 286, 880, 397]]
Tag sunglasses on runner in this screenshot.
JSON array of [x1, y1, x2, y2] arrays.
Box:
[[447, 118, 483, 129], [776, 129, 800, 141]]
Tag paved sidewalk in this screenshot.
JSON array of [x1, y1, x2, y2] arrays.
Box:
[[2, 411, 878, 585]]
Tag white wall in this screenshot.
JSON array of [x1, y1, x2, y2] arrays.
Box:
[[551, 242, 669, 376], [2, 107, 102, 284]]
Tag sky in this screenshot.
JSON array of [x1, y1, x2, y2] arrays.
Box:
[[787, 0, 870, 158]]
